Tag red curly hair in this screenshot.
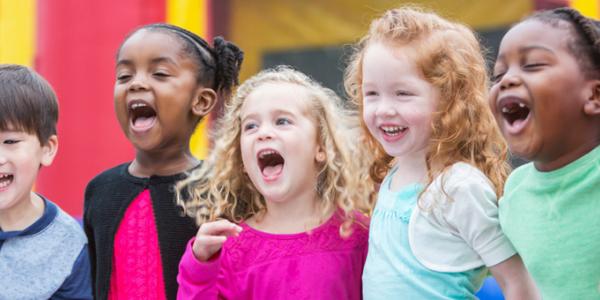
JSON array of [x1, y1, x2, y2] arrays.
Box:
[[344, 6, 510, 197]]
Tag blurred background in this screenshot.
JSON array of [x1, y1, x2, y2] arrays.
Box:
[[1, 1, 598, 298], [0, 0, 597, 220]]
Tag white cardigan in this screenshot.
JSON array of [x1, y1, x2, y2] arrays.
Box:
[[407, 162, 516, 272]]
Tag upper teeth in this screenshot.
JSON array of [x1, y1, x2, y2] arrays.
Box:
[[259, 150, 277, 159], [0, 174, 11, 179], [381, 126, 407, 133], [501, 103, 527, 113], [131, 103, 147, 109]]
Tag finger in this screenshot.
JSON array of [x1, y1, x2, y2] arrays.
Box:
[[198, 220, 243, 236], [194, 235, 227, 247]]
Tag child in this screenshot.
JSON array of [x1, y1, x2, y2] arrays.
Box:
[[0, 64, 92, 299], [83, 24, 243, 300], [344, 7, 539, 299], [489, 8, 600, 299], [176, 66, 373, 299]]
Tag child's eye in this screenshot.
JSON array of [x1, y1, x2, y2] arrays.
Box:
[[276, 118, 291, 126], [3, 139, 19, 145], [116, 74, 131, 81], [395, 90, 413, 97], [523, 63, 546, 70], [243, 123, 257, 131], [491, 72, 505, 83], [364, 90, 378, 97], [153, 72, 170, 78]]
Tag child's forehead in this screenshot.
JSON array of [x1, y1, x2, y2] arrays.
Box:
[[241, 83, 313, 116], [500, 20, 571, 54], [119, 29, 186, 59]]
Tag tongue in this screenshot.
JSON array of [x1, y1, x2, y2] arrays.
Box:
[[262, 164, 283, 177], [133, 116, 155, 128]]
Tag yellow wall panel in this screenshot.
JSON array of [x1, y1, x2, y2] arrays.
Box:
[[571, 0, 599, 18], [166, 0, 211, 159], [231, 0, 531, 81], [0, 0, 35, 66]]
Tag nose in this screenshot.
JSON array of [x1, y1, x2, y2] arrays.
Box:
[[128, 73, 149, 91], [499, 69, 522, 90], [257, 124, 274, 141], [374, 97, 398, 118]]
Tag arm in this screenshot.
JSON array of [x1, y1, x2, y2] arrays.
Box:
[[177, 220, 242, 300], [82, 187, 97, 296], [53, 246, 93, 300], [489, 254, 540, 300], [177, 238, 222, 300]]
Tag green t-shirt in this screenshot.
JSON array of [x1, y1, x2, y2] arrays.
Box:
[[499, 146, 600, 299]]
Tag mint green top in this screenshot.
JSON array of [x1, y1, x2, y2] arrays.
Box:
[[499, 146, 600, 299]]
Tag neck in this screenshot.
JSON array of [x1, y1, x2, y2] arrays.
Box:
[[250, 189, 328, 234], [130, 145, 199, 177], [534, 140, 599, 172], [0, 192, 44, 231], [389, 149, 429, 191]]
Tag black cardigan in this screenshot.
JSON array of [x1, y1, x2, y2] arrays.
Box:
[[83, 163, 198, 300]]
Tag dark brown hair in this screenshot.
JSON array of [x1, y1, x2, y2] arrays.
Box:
[[0, 64, 59, 143]]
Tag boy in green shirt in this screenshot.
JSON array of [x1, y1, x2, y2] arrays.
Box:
[[488, 8, 600, 299]]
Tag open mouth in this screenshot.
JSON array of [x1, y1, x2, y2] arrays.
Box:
[[128, 100, 157, 130], [380, 125, 408, 136], [257, 149, 285, 178], [501, 101, 530, 126], [0, 173, 14, 189]]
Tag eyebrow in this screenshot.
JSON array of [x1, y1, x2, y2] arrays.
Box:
[[519, 45, 555, 54], [497, 45, 555, 61], [240, 108, 297, 123], [116, 56, 178, 68]]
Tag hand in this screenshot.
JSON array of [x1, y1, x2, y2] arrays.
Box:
[[192, 219, 243, 262]]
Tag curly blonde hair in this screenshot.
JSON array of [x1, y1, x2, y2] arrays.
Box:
[[344, 6, 510, 197], [177, 65, 374, 228]]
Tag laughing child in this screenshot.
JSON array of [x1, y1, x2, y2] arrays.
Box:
[[0, 64, 92, 299], [489, 8, 600, 299]]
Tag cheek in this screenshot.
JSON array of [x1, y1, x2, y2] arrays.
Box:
[[240, 137, 253, 168]]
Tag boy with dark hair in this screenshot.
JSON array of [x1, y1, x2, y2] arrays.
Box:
[[0, 64, 92, 299]]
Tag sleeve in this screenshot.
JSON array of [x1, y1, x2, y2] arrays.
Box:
[[82, 184, 97, 295], [52, 246, 93, 300], [177, 238, 221, 300], [441, 172, 516, 267]]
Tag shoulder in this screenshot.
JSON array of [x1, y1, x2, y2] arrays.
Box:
[[442, 162, 493, 190], [84, 163, 132, 208], [50, 202, 87, 246], [85, 163, 130, 191], [504, 162, 533, 191], [424, 162, 496, 208]]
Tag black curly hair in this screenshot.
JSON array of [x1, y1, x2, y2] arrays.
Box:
[[119, 23, 244, 97]]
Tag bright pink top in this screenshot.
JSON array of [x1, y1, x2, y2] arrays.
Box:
[[177, 212, 369, 300], [109, 189, 167, 300]]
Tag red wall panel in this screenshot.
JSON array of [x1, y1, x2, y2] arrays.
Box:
[[35, 0, 165, 216]]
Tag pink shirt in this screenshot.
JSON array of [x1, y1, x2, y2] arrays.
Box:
[[109, 189, 167, 300], [177, 212, 369, 300]]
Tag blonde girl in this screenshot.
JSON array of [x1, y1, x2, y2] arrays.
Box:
[[176, 66, 373, 299]]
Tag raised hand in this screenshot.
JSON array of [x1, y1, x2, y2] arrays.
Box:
[[192, 219, 243, 261]]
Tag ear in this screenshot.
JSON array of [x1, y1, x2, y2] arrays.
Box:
[[41, 135, 58, 167], [192, 88, 218, 117], [583, 80, 600, 116], [315, 146, 326, 163]]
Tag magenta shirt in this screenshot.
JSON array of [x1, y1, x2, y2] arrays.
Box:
[[177, 212, 369, 300], [109, 189, 166, 300]]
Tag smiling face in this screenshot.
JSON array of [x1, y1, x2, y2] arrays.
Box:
[[240, 82, 323, 204], [489, 20, 594, 169], [114, 29, 203, 153], [361, 43, 438, 161], [0, 129, 57, 214]]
